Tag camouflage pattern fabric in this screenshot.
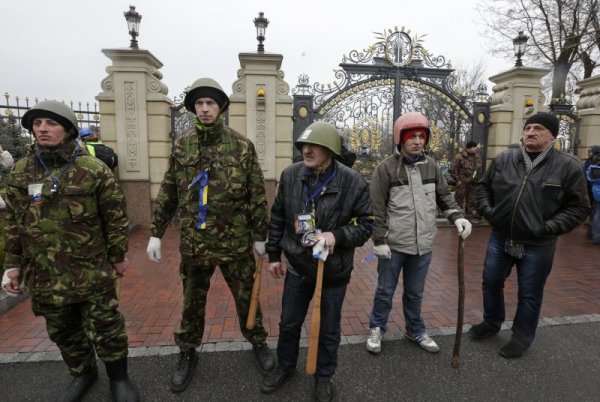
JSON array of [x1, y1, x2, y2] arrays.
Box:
[[150, 120, 268, 262], [4, 140, 129, 305], [174, 252, 268, 349], [450, 150, 482, 216], [31, 288, 127, 375]]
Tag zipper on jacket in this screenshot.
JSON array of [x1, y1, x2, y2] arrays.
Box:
[[510, 172, 530, 240]]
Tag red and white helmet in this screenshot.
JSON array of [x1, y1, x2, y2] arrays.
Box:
[[393, 112, 431, 146]]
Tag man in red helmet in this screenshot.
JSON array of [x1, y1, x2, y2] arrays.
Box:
[[366, 112, 472, 355]]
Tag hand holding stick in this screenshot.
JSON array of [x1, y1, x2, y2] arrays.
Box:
[[306, 238, 328, 375]]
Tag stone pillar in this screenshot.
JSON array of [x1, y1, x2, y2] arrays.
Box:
[[97, 48, 171, 228], [487, 67, 551, 163], [229, 53, 293, 205], [575, 75, 600, 159]]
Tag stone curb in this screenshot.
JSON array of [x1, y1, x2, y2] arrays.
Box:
[[2, 313, 598, 364]]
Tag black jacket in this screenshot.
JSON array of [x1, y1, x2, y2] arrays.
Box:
[[266, 160, 373, 287], [476, 147, 590, 244]]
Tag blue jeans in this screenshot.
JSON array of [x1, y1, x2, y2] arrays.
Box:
[[481, 231, 556, 347], [276, 271, 347, 382], [369, 251, 432, 337]]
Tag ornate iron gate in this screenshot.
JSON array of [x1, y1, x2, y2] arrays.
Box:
[[292, 27, 490, 177]]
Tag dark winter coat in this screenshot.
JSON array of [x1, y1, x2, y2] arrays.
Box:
[[266, 160, 373, 288], [477, 147, 590, 245]]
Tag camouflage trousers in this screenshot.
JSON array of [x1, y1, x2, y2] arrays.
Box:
[[175, 251, 268, 350], [31, 288, 128, 376], [454, 181, 478, 217]]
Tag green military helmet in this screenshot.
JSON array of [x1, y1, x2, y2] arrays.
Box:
[[21, 100, 79, 135], [295, 121, 341, 156], [184, 77, 230, 113]]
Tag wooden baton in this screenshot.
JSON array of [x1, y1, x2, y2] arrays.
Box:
[[306, 258, 324, 375], [246, 256, 264, 330]]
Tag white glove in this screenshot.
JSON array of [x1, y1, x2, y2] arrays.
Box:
[[454, 218, 472, 239], [2, 267, 22, 296], [312, 238, 329, 261], [373, 244, 392, 259], [146, 236, 162, 262], [253, 240, 267, 256]]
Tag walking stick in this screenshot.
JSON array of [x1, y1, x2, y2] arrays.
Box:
[[115, 276, 122, 299], [451, 236, 465, 368], [306, 258, 324, 375], [246, 256, 264, 330]]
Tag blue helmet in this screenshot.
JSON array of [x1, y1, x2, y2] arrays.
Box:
[[79, 127, 93, 138]]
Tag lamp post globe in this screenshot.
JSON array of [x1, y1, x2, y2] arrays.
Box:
[[513, 31, 529, 67], [124, 5, 142, 49], [253, 11, 269, 53]]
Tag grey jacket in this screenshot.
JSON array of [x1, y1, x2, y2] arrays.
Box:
[[370, 152, 463, 255]]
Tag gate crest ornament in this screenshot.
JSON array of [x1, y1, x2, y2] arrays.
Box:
[[292, 26, 491, 180]]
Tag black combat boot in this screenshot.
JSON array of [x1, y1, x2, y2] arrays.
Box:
[[253, 342, 275, 373], [170, 348, 198, 393], [57, 365, 98, 402], [313, 378, 334, 402], [105, 358, 140, 402]]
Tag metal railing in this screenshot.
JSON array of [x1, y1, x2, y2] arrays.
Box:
[[1, 92, 100, 129]]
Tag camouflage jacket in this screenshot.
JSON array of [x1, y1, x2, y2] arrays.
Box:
[[450, 150, 482, 184], [150, 120, 268, 263], [4, 140, 128, 305]]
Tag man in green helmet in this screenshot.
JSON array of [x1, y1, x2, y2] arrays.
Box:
[[1, 100, 138, 402], [146, 77, 273, 393], [260, 121, 373, 401]]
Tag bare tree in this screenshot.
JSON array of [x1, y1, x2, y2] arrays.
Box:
[[478, 0, 599, 103]]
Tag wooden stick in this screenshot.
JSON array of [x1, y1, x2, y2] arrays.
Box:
[[306, 259, 324, 375], [246, 256, 264, 330], [115, 276, 122, 299], [451, 236, 465, 368]]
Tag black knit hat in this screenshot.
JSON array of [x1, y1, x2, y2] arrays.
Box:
[[524, 112, 559, 137]]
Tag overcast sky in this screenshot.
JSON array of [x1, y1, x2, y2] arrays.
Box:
[[2, 0, 514, 108]]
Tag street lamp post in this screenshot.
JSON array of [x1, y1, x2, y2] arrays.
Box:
[[253, 12, 269, 53], [513, 31, 528, 67], [124, 5, 142, 49]]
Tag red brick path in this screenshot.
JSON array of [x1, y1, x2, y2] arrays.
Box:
[[1, 224, 599, 353]]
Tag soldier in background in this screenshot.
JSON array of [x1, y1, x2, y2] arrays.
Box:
[[146, 78, 274, 393], [450, 141, 482, 221], [1, 100, 138, 401], [79, 126, 118, 170]]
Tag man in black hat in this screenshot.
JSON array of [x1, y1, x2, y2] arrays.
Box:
[[470, 112, 590, 358]]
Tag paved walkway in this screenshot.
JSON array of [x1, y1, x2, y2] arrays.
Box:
[[1, 223, 599, 354]]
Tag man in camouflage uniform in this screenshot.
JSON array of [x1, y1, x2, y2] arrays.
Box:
[[450, 141, 482, 220], [146, 78, 274, 393], [1, 101, 138, 402]]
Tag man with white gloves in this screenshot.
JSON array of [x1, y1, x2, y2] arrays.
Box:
[[146, 78, 273, 394], [366, 112, 472, 355]]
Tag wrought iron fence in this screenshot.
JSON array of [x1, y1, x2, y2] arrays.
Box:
[[1, 92, 100, 130]]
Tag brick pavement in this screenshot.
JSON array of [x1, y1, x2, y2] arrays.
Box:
[[1, 223, 599, 354]]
